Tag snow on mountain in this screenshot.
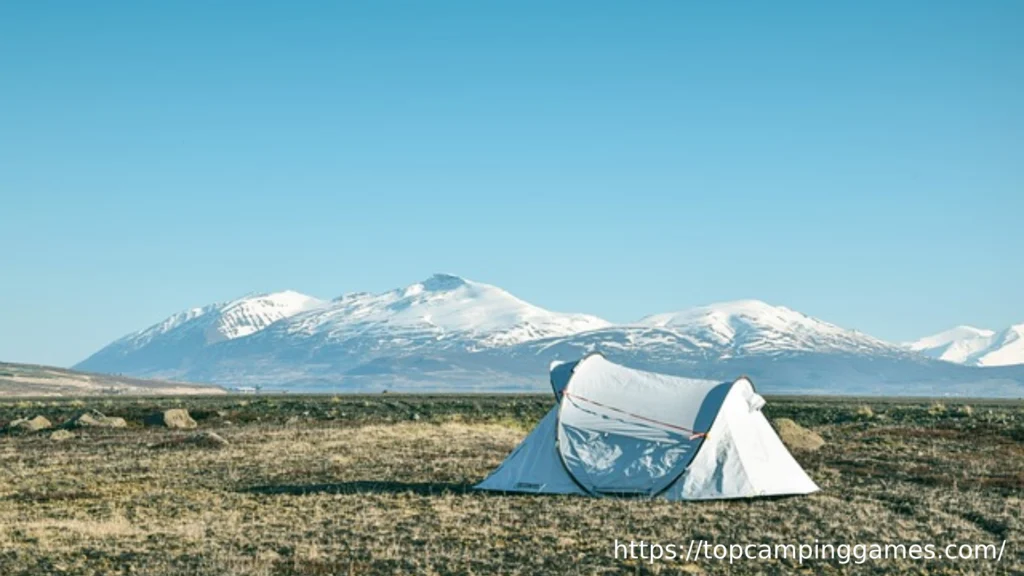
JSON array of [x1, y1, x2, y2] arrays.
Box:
[[130, 290, 324, 347], [73, 276, 1024, 396], [904, 324, 1024, 367], [75, 290, 326, 374], [904, 326, 996, 363], [635, 299, 898, 357], [515, 299, 904, 371], [75, 275, 610, 379], [201, 290, 327, 343], [972, 324, 1024, 367], [275, 273, 611, 350], [486, 299, 978, 395]]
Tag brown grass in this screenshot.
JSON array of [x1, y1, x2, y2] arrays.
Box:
[[0, 395, 1019, 575]]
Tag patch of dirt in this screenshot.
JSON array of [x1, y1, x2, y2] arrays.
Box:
[[151, 431, 229, 450]]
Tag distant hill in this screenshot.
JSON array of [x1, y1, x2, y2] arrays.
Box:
[[0, 361, 225, 397]]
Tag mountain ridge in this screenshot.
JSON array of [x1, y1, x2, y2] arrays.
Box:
[[904, 323, 1024, 367], [73, 274, 1024, 397]]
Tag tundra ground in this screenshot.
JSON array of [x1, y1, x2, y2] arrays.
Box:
[[0, 395, 1020, 575]]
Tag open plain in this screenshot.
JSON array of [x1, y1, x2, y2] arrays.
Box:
[[0, 394, 1020, 575]]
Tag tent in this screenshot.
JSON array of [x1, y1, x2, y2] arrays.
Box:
[[475, 353, 819, 500]]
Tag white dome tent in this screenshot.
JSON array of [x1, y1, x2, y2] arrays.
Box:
[[476, 353, 819, 500]]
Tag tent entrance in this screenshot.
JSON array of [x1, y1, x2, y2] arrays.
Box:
[[556, 393, 705, 496]]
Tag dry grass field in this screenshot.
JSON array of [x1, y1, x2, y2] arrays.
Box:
[[0, 395, 1020, 575]]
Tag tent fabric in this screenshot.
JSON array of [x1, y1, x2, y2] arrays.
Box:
[[664, 378, 819, 500], [549, 358, 580, 398], [474, 406, 586, 495], [476, 354, 819, 501]]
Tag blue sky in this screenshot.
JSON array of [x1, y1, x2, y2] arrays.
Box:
[[2, 1, 1022, 367]]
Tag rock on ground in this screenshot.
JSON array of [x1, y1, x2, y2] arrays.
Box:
[[8, 415, 52, 432], [50, 429, 75, 441], [65, 410, 128, 429], [144, 408, 197, 429], [773, 418, 825, 452]]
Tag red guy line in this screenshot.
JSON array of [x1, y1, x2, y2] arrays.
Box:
[[562, 391, 707, 440]]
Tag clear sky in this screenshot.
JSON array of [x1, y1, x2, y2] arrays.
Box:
[[2, 1, 1022, 367]]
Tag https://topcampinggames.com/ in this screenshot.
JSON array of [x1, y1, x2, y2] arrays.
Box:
[[612, 538, 1008, 567]]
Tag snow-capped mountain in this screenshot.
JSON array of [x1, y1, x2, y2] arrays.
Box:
[[491, 302, 1000, 396], [504, 299, 914, 380], [76, 274, 610, 380], [125, 290, 325, 347], [636, 300, 897, 357], [73, 274, 1024, 397], [977, 325, 1024, 366], [270, 273, 611, 351], [75, 290, 326, 374], [904, 326, 996, 363], [905, 324, 1024, 367]]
